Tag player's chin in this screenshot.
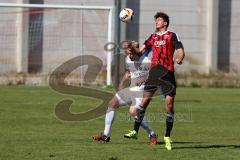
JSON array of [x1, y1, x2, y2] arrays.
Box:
[[129, 57, 135, 61], [156, 26, 161, 30]]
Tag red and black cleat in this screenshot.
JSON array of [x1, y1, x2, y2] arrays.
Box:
[[149, 134, 158, 145], [92, 133, 110, 142]]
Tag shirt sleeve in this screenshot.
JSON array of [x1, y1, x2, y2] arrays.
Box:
[[144, 34, 154, 49], [172, 32, 184, 49]]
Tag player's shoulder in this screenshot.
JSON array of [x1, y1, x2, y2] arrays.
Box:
[[168, 30, 181, 41], [125, 55, 131, 62], [125, 55, 135, 65], [167, 30, 178, 36], [147, 33, 157, 39]]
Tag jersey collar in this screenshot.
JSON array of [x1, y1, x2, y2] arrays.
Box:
[[155, 30, 168, 36]]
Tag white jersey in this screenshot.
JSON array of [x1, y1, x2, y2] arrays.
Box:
[[125, 53, 151, 90], [115, 51, 152, 108]]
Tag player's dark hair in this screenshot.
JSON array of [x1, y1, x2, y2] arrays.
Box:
[[154, 12, 170, 28]]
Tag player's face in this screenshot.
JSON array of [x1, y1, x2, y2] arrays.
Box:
[[155, 17, 166, 30], [126, 48, 139, 61], [129, 53, 139, 61]]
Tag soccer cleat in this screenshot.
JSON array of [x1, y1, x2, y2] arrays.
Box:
[[164, 136, 172, 150], [149, 134, 158, 145], [124, 130, 138, 139], [92, 133, 110, 142]]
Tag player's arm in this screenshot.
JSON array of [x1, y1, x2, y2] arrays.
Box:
[[130, 44, 146, 55], [176, 48, 185, 65], [118, 70, 131, 91], [129, 34, 153, 55], [172, 32, 185, 65]]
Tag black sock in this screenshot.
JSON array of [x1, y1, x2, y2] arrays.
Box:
[[134, 107, 146, 133], [165, 112, 174, 137]]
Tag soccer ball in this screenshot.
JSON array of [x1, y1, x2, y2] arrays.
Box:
[[119, 8, 134, 23]]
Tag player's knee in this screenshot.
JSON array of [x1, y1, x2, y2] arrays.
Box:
[[166, 100, 172, 108], [166, 97, 173, 107], [130, 111, 136, 117], [108, 97, 119, 108], [129, 107, 136, 117], [106, 106, 116, 113], [108, 100, 113, 108]]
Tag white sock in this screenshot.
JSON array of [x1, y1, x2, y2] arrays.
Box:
[[141, 116, 154, 136], [103, 107, 116, 137]]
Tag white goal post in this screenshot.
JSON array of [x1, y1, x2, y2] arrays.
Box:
[[0, 3, 115, 86]]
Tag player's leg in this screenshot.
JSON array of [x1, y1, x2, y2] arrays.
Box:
[[93, 88, 130, 142], [103, 96, 120, 137], [133, 90, 155, 134], [123, 106, 139, 140], [124, 106, 154, 139], [125, 105, 158, 145], [162, 71, 176, 150], [133, 65, 162, 134], [122, 87, 155, 140], [135, 97, 158, 145], [163, 95, 174, 150], [130, 100, 155, 137], [165, 95, 174, 137], [92, 96, 120, 142]]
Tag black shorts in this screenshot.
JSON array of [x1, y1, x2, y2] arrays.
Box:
[[144, 64, 176, 97]]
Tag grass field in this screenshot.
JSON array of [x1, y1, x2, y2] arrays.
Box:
[[0, 86, 240, 160]]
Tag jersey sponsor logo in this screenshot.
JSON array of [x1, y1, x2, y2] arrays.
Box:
[[154, 40, 166, 47], [131, 71, 148, 79], [139, 65, 149, 71]]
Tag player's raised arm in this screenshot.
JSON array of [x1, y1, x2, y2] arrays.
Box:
[[139, 45, 147, 54], [128, 41, 147, 55]]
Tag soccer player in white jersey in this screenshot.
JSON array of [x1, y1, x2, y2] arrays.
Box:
[[92, 41, 158, 145]]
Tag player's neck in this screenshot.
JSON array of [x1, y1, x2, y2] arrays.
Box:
[[156, 28, 167, 35]]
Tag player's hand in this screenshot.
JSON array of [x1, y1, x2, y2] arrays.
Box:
[[126, 40, 140, 55], [136, 77, 146, 86], [126, 48, 133, 55]]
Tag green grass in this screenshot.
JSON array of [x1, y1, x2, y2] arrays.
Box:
[[0, 86, 240, 160]]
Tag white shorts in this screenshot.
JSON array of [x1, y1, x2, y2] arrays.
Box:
[[115, 86, 144, 109]]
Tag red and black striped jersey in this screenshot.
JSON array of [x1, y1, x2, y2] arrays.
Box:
[[144, 31, 184, 72]]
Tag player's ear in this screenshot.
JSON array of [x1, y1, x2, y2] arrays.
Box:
[[164, 21, 167, 26]]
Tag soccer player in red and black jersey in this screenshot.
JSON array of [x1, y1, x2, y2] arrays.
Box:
[[130, 12, 185, 150]]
